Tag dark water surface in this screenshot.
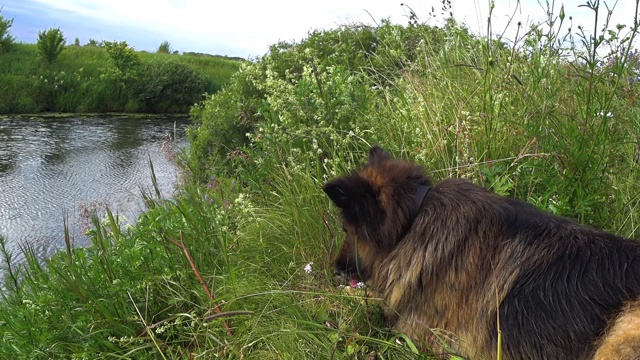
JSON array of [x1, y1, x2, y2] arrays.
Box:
[[0, 115, 188, 260]]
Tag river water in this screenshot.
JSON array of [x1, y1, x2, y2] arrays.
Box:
[[0, 115, 188, 261]]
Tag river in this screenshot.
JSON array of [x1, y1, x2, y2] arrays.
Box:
[[0, 115, 188, 261]]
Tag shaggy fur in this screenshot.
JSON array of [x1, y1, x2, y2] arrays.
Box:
[[323, 146, 640, 360]]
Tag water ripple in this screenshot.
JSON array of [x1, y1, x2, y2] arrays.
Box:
[[0, 115, 189, 259]]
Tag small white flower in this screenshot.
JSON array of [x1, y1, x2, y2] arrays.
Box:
[[304, 262, 314, 274]]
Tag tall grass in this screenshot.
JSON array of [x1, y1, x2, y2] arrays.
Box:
[[0, 0, 639, 358]]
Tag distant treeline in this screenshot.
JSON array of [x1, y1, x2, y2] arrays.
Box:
[[0, 42, 243, 114], [182, 52, 246, 62]]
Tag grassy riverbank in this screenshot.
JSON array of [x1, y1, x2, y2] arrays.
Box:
[[1, 1, 640, 358], [0, 43, 242, 114]]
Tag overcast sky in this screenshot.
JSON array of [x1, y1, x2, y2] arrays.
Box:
[[2, 0, 638, 58]]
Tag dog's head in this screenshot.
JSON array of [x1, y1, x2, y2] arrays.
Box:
[[323, 146, 431, 284]]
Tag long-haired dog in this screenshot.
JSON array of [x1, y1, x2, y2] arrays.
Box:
[[323, 146, 640, 359]]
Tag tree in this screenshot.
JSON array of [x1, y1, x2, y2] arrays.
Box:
[[157, 41, 172, 54], [0, 7, 15, 53], [101, 40, 142, 103], [103, 40, 141, 74], [86, 38, 99, 47], [37, 28, 66, 64]]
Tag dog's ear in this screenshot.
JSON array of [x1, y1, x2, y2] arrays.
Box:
[[323, 176, 372, 211], [368, 146, 392, 165], [323, 175, 383, 228]]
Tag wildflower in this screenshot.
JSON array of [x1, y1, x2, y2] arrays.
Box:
[[207, 175, 218, 189], [304, 262, 314, 274]]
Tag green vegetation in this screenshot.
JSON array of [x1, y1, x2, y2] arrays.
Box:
[[0, 7, 13, 53], [0, 40, 242, 114], [158, 40, 172, 54], [36, 28, 65, 65], [1, 0, 640, 358]]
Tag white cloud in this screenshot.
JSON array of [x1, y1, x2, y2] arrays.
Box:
[[20, 0, 640, 57]]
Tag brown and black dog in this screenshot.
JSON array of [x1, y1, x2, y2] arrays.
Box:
[[323, 146, 640, 359]]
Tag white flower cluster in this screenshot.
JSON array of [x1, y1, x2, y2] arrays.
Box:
[[304, 262, 314, 274]]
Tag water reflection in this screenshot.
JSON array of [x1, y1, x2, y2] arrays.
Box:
[[0, 115, 188, 261]]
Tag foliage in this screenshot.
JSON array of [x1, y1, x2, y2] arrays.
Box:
[[131, 58, 206, 112], [99, 41, 142, 110], [0, 7, 14, 53], [0, 43, 242, 114], [184, 2, 640, 356], [157, 40, 172, 54], [103, 41, 140, 71], [102, 40, 141, 83], [187, 21, 450, 181], [85, 38, 100, 47], [37, 28, 66, 65]]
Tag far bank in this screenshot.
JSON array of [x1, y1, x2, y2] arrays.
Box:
[[0, 43, 243, 114]]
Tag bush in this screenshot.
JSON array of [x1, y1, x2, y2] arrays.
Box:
[[131, 58, 206, 112], [0, 7, 14, 53], [37, 28, 65, 65], [187, 22, 448, 179], [0, 74, 40, 113]]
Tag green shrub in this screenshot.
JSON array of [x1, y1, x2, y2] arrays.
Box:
[[101, 40, 141, 101], [103, 40, 141, 72], [131, 58, 206, 112], [0, 7, 14, 53], [0, 74, 40, 113], [37, 28, 65, 65], [187, 22, 449, 179]]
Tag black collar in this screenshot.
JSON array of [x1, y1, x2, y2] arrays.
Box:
[[399, 184, 431, 240], [412, 184, 431, 217]]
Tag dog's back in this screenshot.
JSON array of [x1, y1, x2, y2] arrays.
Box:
[[324, 147, 640, 359]]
